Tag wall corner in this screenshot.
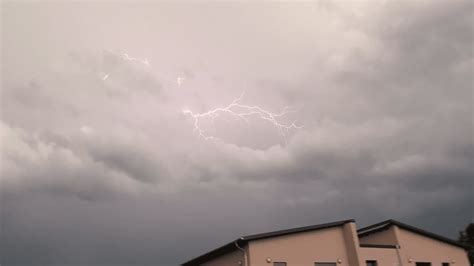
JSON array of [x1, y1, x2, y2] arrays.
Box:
[[342, 221, 363, 266]]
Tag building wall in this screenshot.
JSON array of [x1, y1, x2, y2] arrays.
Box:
[[192, 222, 470, 266], [342, 222, 363, 266], [396, 227, 470, 266], [359, 226, 399, 246], [358, 247, 400, 266], [247, 226, 353, 266], [202, 249, 244, 266]]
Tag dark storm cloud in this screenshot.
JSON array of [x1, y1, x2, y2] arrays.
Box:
[[86, 137, 166, 184], [1, 1, 473, 265]]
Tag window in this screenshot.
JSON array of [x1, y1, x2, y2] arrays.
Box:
[[442, 263, 450, 266], [273, 263, 287, 266], [366, 260, 378, 266], [315, 263, 337, 266], [415, 263, 431, 266]]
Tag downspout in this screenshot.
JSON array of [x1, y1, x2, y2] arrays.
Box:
[[393, 225, 404, 266], [395, 244, 404, 266], [235, 238, 249, 266]]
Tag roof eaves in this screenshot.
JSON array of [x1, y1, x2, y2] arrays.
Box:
[[357, 219, 393, 233], [357, 219, 393, 237], [242, 219, 355, 241], [181, 240, 243, 266]]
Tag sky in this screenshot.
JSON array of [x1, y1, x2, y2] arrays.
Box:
[[1, 0, 473, 265]]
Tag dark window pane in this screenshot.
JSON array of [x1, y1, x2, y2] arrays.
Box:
[[274, 263, 287, 266], [415, 263, 431, 266], [442, 263, 450, 266], [315, 263, 337, 266], [366, 260, 378, 266]]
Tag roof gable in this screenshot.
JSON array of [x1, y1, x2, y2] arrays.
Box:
[[357, 219, 467, 249]]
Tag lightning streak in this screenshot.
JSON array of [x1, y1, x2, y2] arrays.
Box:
[[100, 50, 184, 87], [182, 93, 302, 141], [119, 53, 150, 66]]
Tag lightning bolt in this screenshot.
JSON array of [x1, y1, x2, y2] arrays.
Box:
[[100, 50, 184, 88], [182, 92, 302, 141], [98, 51, 300, 143], [119, 53, 150, 66], [100, 50, 150, 81]]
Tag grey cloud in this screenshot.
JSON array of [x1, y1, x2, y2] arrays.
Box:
[[1, 122, 136, 201], [86, 138, 166, 184]]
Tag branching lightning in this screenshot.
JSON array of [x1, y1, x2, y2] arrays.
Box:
[[182, 92, 302, 141], [119, 53, 150, 66], [98, 51, 301, 143], [100, 50, 186, 87]]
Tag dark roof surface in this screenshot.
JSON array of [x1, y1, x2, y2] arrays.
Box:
[[181, 219, 354, 266], [357, 219, 467, 249]]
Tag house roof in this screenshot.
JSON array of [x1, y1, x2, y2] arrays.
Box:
[[242, 219, 355, 242], [357, 219, 467, 249], [181, 219, 355, 266]]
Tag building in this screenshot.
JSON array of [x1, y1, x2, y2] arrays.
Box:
[[181, 219, 470, 266]]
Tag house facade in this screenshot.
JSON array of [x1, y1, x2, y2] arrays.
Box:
[[182, 219, 470, 266]]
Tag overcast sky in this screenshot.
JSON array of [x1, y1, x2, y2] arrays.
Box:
[[1, 1, 473, 265]]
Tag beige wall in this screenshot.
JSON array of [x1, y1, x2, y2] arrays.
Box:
[[396, 227, 470, 266], [359, 247, 399, 266], [247, 226, 353, 266], [359, 226, 399, 246], [202, 249, 244, 266]]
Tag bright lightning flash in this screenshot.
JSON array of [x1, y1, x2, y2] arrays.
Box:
[[176, 77, 184, 87], [182, 93, 302, 141]]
